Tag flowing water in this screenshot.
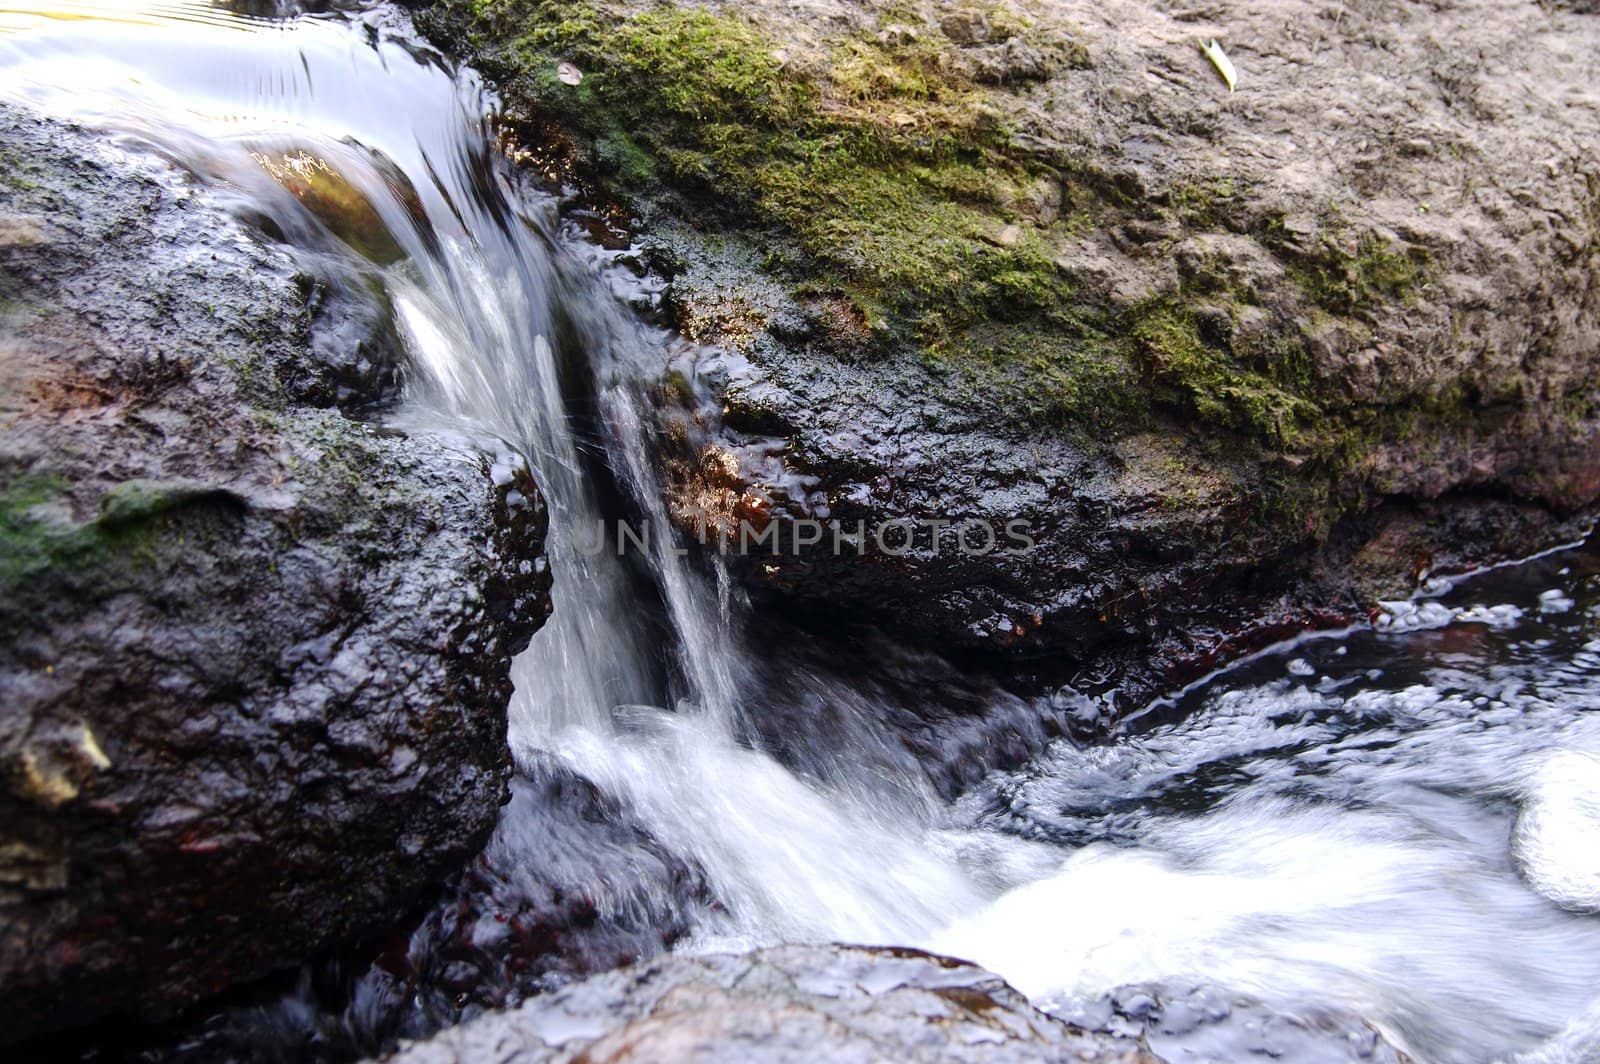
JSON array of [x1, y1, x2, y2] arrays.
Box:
[[6, 4, 1600, 1062]]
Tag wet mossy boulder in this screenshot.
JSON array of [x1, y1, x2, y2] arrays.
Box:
[[418, 0, 1600, 705], [0, 107, 550, 1039]]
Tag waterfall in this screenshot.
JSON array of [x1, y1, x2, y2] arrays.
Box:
[[9, 4, 1600, 1061]]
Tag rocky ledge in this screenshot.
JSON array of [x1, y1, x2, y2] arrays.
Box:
[[0, 106, 550, 1040], [416, 0, 1600, 709], [385, 944, 1160, 1063]]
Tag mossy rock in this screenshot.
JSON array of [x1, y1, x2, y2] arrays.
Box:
[[420, 0, 1458, 482]]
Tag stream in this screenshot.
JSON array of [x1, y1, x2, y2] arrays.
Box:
[[6, 4, 1600, 1062]]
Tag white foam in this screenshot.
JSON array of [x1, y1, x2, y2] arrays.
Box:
[[932, 800, 1600, 1064], [1515, 750, 1600, 914]]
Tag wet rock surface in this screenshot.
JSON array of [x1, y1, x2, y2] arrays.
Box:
[[419, 0, 1600, 708], [676, 341, 1596, 711], [0, 106, 551, 1040], [28, 762, 712, 1064], [1052, 983, 1411, 1064], [385, 944, 1161, 1064]]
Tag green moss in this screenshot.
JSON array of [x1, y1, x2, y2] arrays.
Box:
[[1166, 176, 1243, 230], [0, 475, 214, 590], [1125, 300, 1318, 446], [464, 1, 1381, 446], [447, 0, 1104, 409], [1288, 230, 1430, 318], [0, 148, 42, 192], [487, 4, 803, 197], [431, 0, 1463, 524], [0, 476, 71, 586], [99, 479, 239, 529], [936, 314, 1140, 432]]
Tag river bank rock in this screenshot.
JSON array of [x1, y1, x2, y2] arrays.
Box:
[[0, 106, 551, 1039], [416, 0, 1600, 707], [385, 944, 1161, 1063]]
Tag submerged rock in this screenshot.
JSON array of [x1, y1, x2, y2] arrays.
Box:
[[0, 107, 551, 1039], [385, 944, 1161, 1063], [418, 0, 1600, 708]]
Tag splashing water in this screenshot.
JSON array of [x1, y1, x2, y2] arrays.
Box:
[[7, 5, 1600, 1062], [0, 0, 1010, 953], [939, 552, 1600, 1062]]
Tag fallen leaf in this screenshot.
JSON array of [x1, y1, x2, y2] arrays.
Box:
[[1199, 38, 1237, 92]]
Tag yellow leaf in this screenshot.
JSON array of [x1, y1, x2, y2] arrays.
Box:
[[1199, 38, 1237, 92]]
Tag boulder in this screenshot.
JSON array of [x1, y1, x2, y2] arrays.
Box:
[[0, 106, 550, 1039], [417, 0, 1600, 711], [386, 944, 1161, 1063]]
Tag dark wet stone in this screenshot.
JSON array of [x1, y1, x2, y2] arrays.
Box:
[[0, 105, 551, 1041], [27, 761, 712, 1064], [419, 0, 1600, 714], [298, 253, 407, 409]]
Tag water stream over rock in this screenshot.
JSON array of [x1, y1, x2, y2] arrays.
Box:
[[7, 4, 1600, 1062]]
